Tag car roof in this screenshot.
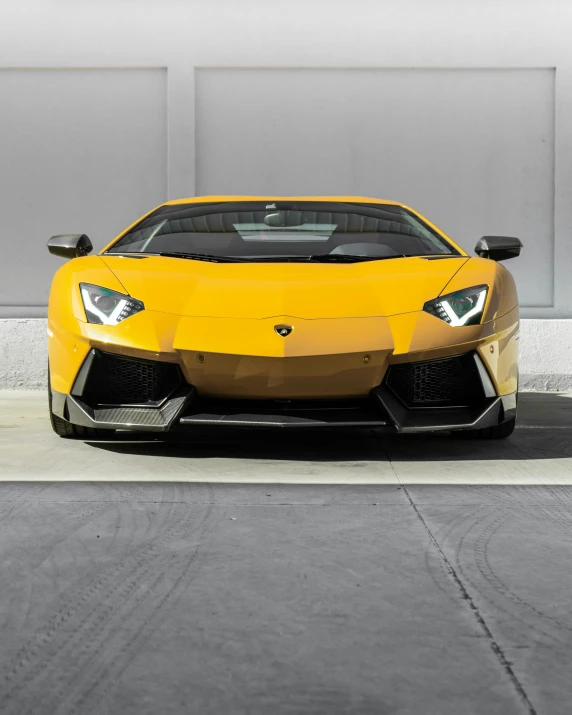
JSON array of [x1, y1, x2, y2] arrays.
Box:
[[164, 195, 403, 206]]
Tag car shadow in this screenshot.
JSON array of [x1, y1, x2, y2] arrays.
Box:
[[85, 392, 572, 463]]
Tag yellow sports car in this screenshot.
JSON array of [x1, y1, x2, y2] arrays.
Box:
[[47, 196, 522, 439]]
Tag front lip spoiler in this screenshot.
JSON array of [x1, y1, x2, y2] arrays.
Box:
[[178, 406, 389, 429], [51, 388, 517, 433], [63, 386, 196, 432], [176, 392, 516, 431], [372, 384, 517, 433]]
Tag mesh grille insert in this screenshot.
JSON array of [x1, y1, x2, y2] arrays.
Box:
[[83, 352, 182, 406], [385, 353, 484, 408]]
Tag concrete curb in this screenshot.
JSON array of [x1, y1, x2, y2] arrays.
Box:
[[1, 318, 571, 391]]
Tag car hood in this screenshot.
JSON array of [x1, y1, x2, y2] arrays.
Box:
[[100, 254, 470, 319]]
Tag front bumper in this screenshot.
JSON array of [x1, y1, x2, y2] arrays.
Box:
[[50, 348, 517, 434]]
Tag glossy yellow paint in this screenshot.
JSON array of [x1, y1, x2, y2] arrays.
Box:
[[182, 351, 392, 399], [48, 196, 519, 399], [99, 255, 472, 318]]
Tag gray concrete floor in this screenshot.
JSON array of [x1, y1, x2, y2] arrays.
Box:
[[0, 392, 572, 714]]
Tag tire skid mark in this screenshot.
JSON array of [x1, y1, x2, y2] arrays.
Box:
[[452, 506, 567, 645], [16, 561, 176, 715], [488, 488, 572, 534], [96, 484, 142, 559], [1, 500, 111, 576], [424, 505, 492, 603], [473, 510, 572, 634], [0, 493, 186, 709], [540, 485, 572, 521], [0, 483, 214, 715], [0, 500, 114, 634], [530, 505, 572, 538], [11, 488, 214, 715], [402, 496, 538, 714], [381, 442, 538, 714], [0, 486, 187, 664], [0, 483, 55, 521], [64, 486, 215, 715], [450, 507, 568, 646]]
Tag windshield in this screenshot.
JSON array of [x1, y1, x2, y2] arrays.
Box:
[[106, 201, 458, 262]]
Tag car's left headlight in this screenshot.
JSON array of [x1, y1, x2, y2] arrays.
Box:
[[80, 283, 144, 325], [423, 285, 488, 326]]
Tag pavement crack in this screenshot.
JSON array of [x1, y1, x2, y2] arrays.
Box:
[[380, 441, 538, 715]]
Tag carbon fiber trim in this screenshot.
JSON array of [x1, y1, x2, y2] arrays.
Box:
[[180, 412, 388, 428], [178, 396, 389, 428], [65, 387, 195, 432], [372, 383, 512, 433], [94, 406, 165, 426]]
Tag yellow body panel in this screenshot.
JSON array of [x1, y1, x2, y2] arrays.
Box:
[[48, 196, 519, 402], [99, 255, 471, 318]]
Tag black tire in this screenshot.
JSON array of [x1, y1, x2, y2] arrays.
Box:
[[48, 365, 113, 440], [479, 417, 516, 440], [451, 417, 516, 440]]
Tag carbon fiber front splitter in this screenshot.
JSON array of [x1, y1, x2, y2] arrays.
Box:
[[52, 386, 196, 433], [372, 385, 517, 433], [50, 386, 517, 433]]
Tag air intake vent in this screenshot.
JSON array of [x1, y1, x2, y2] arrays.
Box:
[[385, 353, 484, 408], [83, 352, 182, 406]]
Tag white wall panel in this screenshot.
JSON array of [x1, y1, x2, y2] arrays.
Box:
[[0, 68, 167, 315], [196, 68, 554, 308], [0, 0, 571, 386]]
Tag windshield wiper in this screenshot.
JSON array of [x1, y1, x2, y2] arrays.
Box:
[[148, 252, 413, 264], [155, 252, 247, 263], [308, 253, 408, 263]]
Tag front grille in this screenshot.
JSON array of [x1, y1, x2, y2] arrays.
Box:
[[385, 353, 484, 408], [82, 352, 182, 406]]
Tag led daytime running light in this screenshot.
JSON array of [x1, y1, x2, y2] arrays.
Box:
[[424, 285, 488, 327], [80, 283, 144, 326], [440, 290, 486, 326]]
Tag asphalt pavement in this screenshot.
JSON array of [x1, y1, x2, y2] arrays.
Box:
[[0, 391, 571, 715]]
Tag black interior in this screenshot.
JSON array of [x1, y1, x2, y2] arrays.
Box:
[[107, 202, 456, 259], [116, 230, 434, 258]]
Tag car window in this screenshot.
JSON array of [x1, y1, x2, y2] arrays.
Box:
[[106, 201, 457, 261]]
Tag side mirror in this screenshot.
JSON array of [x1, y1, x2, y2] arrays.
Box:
[[475, 236, 522, 262], [47, 234, 93, 259]]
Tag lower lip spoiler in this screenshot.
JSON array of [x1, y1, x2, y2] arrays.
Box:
[[53, 387, 516, 434]]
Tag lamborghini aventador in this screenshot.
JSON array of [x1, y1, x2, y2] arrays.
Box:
[[47, 196, 522, 439]]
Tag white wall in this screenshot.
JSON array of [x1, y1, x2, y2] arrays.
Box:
[[0, 68, 167, 313], [195, 67, 554, 308], [1, 0, 571, 387]]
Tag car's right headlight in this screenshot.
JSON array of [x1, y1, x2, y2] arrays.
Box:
[[423, 285, 488, 326], [80, 283, 144, 325]]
